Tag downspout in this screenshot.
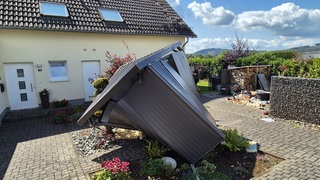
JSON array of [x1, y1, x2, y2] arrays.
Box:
[[182, 37, 189, 50]]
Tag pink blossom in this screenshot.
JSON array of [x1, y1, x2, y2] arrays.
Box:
[[100, 157, 130, 176], [101, 161, 108, 168], [106, 161, 118, 171], [119, 161, 130, 172], [112, 157, 121, 163]]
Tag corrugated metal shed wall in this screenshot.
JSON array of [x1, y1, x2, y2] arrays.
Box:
[[170, 51, 200, 97], [119, 62, 223, 163], [77, 42, 181, 125], [77, 41, 225, 163]]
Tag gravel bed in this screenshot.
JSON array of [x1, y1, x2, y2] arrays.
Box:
[[71, 126, 117, 156]]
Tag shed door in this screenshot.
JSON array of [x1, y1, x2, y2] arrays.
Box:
[[4, 63, 38, 110], [82, 61, 100, 101]]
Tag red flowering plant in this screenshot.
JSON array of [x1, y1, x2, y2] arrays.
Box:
[[93, 157, 131, 180], [88, 41, 137, 82], [104, 43, 137, 80], [88, 41, 136, 125]]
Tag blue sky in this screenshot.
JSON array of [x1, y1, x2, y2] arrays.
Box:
[[167, 0, 320, 53]]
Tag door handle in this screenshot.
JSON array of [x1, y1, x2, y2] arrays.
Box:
[[30, 83, 33, 92]]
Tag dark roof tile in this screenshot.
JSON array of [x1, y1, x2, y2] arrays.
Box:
[[0, 0, 196, 37]]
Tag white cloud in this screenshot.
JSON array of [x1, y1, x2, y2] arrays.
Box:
[[246, 38, 282, 50], [174, 0, 181, 6], [188, 2, 320, 37], [235, 3, 320, 37], [187, 1, 235, 26], [278, 36, 318, 49]]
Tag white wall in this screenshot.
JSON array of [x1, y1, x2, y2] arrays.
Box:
[[0, 29, 185, 109]]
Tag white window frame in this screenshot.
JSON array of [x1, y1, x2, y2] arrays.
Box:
[[40, 2, 69, 17], [99, 8, 123, 22], [49, 61, 69, 82]]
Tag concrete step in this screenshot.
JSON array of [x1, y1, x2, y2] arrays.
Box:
[[3, 107, 53, 122]]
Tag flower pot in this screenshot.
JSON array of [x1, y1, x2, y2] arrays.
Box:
[[40, 93, 49, 109]]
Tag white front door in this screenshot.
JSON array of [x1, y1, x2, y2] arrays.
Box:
[[82, 61, 100, 101], [4, 63, 38, 110]]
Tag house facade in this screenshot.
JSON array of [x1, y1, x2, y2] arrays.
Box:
[[0, 0, 196, 123]]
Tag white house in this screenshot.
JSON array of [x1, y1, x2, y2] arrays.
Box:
[[0, 0, 196, 123]]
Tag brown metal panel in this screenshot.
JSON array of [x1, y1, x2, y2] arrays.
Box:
[[77, 41, 224, 163], [159, 60, 216, 123], [171, 51, 200, 97], [118, 65, 224, 163], [77, 42, 181, 125]]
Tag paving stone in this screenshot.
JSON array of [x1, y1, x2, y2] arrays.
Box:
[[203, 93, 320, 180], [1, 94, 319, 179]]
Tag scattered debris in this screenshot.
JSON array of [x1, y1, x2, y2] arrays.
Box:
[[114, 128, 143, 140], [261, 118, 274, 122], [246, 141, 258, 153], [227, 90, 270, 110], [255, 90, 270, 101]]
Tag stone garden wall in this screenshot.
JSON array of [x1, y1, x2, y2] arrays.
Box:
[[270, 76, 320, 125]]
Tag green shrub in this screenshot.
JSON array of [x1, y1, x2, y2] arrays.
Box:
[[307, 58, 320, 78], [188, 55, 224, 77], [188, 51, 320, 79], [93, 78, 109, 95], [93, 169, 111, 180], [270, 50, 298, 59], [53, 99, 68, 107], [139, 158, 175, 179], [196, 160, 216, 177], [145, 139, 169, 159], [232, 163, 249, 176], [53, 110, 69, 124], [222, 128, 249, 152], [196, 160, 230, 180], [178, 161, 229, 180], [279, 59, 303, 77], [234, 51, 271, 66]]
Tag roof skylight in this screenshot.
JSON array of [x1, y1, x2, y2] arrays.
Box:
[[99, 8, 123, 22], [40, 2, 69, 17]]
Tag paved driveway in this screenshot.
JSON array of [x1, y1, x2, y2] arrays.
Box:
[[0, 117, 95, 180], [203, 93, 320, 179], [1, 94, 320, 179]]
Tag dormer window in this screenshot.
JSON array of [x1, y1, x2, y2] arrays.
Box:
[[99, 8, 123, 22], [40, 2, 69, 17]]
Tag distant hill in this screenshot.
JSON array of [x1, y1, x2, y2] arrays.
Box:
[[193, 48, 229, 56], [193, 43, 320, 56], [287, 43, 320, 53]]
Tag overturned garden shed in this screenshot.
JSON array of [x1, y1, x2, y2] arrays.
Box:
[[77, 41, 225, 163]]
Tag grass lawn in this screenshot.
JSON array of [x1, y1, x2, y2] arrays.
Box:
[[197, 79, 212, 94]]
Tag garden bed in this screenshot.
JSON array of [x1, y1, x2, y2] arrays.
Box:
[[88, 147, 283, 180], [209, 145, 284, 179], [125, 147, 284, 179], [75, 126, 283, 180]]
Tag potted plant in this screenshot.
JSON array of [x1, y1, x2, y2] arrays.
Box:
[[39, 88, 49, 109]]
